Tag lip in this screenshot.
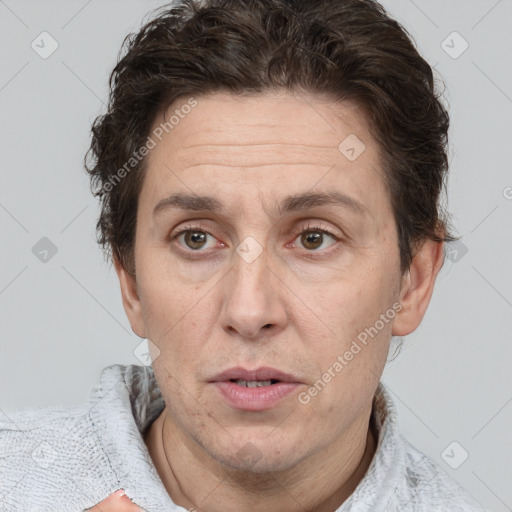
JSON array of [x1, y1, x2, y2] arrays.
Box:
[[209, 366, 302, 412]]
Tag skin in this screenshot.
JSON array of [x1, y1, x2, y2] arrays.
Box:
[[88, 490, 142, 511], [115, 90, 444, 512]]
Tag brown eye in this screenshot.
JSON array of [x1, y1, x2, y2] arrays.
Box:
[[172, 224, 221, 254], [301, 231, 323, 250], [297, 229, 337, 251], [183, 230, 209, 250]]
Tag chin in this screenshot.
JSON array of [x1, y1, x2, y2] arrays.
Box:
[[200, 432, 309, 474]]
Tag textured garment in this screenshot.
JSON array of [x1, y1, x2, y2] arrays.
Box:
[[0, 364, 486, 512]]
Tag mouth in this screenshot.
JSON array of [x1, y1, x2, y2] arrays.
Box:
[[228, 379, 280, 388], [209, 367, 302, 411], [210, 366, 301, 384]]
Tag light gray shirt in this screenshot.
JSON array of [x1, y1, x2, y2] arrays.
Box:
[[0, 364, 486, 511]]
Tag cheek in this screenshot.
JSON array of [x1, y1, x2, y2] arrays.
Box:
[[293, 263, 392, 338], [290, 259, 398, 388], [151, 363, 207, 435], [137, 264, 213, 365], [137, 247, 195, 317]]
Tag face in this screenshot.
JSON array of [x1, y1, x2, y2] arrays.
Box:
[[117, 90, 438, 474]]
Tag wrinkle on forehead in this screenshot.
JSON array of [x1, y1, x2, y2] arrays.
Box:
[[154, 90, 372, 148], [146, 92, 380, 184], [171, 143, 347, 171]]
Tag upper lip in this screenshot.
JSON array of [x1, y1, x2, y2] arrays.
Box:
[[210, 366, 301, 383]]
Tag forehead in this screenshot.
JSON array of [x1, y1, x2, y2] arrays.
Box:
[[141, 90, 388, 216], [151, 90, 373, 161]]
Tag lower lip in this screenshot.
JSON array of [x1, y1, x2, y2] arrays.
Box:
[[212, 381, 300, 411]]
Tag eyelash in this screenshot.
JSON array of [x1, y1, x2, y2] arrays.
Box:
[[170, 222, 343, 257]]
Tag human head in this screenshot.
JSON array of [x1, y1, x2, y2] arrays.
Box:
[[84, 0, 451, 486]]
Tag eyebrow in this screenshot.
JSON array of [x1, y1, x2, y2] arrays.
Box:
[[153, 191, 368, 217]]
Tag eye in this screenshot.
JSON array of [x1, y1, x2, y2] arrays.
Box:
[[170, 222, 342, 256], [290, 224, 340, 252], [172, 226, 220, 251]]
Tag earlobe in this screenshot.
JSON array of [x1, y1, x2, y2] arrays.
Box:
[[392, 240, 444, 337], [113, 257, 146, 338]]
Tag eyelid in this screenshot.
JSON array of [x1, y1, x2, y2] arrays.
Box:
[[291, 221, 342, 241], [170, 222, 223, 246], [171, 222, 215, 238]]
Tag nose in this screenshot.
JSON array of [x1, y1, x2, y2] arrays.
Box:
[[219, 244, 288, 341]]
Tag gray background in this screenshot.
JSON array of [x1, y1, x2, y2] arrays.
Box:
[[0, 1, 511, 510]]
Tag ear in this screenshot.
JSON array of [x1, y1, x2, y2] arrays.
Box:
[[113, 257, 146, 338], [392, 239, 444, 337]]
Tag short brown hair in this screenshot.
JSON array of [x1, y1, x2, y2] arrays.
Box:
[[85, 0, 455, 276]]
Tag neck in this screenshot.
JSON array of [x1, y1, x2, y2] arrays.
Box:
[[145, 408, 377, 512]]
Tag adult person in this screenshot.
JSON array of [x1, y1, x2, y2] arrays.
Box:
[[0, 0, 486, 510]]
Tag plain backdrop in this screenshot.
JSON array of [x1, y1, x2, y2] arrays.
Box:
[[1, 1, 511, 510]]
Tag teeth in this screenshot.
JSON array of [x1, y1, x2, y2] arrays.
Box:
[[235, 379, 273, 387]]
